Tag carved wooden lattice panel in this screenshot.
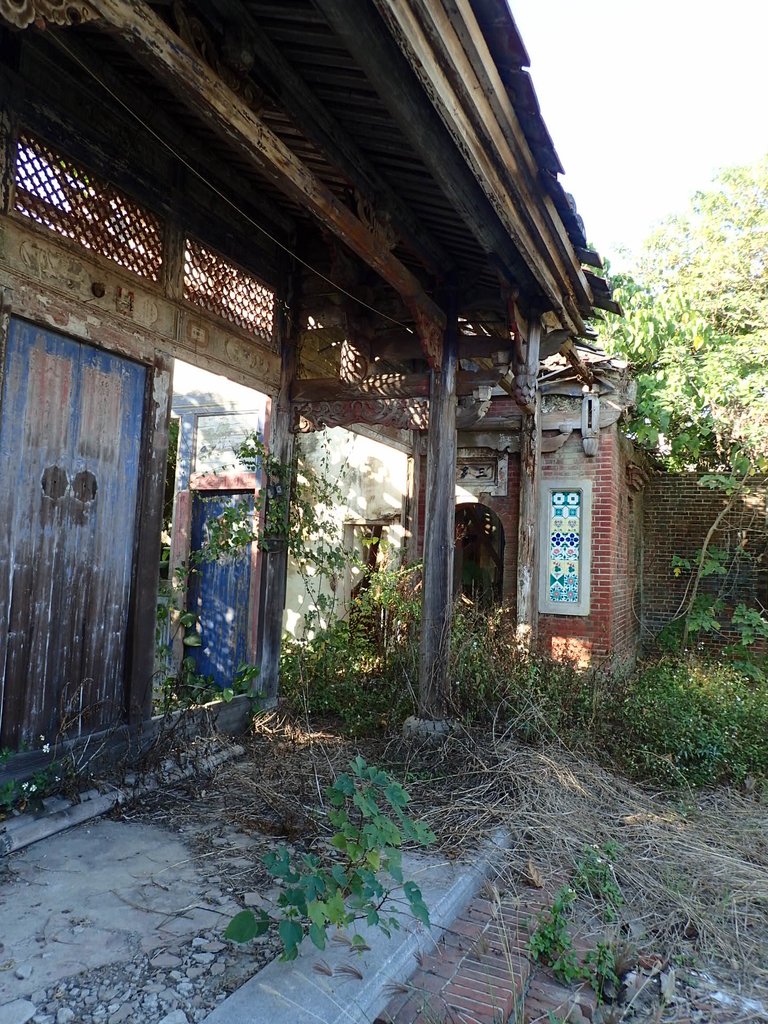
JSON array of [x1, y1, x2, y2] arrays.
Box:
[[184, 238, 275, 342], [14, 133, 163, 281]]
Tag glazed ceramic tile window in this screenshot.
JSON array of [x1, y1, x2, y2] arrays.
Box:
[[539, 479, 592, 616]]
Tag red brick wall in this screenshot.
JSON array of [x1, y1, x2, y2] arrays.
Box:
[[537, 429, 616, 666], [413, 425, 646, 669], [642, 474, 768, 650]]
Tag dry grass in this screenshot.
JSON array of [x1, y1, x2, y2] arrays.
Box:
[[209, 710, 768, 986]]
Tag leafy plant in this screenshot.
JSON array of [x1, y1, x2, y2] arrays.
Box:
[[573, 843, 623, 921], [225, 756, 435, 959], [620, 659, 768, 786], [528, 886, 583, 984]]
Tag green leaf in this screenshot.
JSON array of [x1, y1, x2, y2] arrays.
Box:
[[278, 919, 304, 959], [182, 634, 202, 647], [308, 922, 326, 950], [225, 909, 269, 943]]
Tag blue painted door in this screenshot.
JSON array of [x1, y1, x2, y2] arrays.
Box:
[[188, 491, 253, 688], [0, 318, 146, 748]]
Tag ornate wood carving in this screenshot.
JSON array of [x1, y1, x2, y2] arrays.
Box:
[[408, 302, 443, 370], [172, 1, 264, 113], [0, 0, 97, 27], [293, 398, 428, 433]]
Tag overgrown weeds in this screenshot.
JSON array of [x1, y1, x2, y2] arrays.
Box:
[[280, 577, 768, 788]]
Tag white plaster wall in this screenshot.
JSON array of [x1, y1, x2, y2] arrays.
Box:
[[284, 428, 408, 638]]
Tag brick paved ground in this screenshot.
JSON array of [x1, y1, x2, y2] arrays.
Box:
[[375, 887, 598, 1024]]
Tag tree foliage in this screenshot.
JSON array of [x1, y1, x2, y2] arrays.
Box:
[[601, 157, 768, 472]]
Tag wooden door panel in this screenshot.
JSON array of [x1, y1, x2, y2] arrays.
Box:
[[0, 318, 146, 748]]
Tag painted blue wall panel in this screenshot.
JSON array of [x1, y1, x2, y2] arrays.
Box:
[[0, 318, 146, 747], [188, 492, 253, 688]]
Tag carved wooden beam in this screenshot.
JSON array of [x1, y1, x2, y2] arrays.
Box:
[[85, 0, 446, 354], [0, 0, 97, 28], [293, 398, 428, 433], [292, 369, 502, 403]]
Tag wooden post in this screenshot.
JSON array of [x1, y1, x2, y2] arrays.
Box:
[[258, 287, 298, 703], [417, 297, 458, 720], [516, 318, 542, 649]]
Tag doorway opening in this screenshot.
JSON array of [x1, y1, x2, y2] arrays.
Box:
[[454, 503, 505, 606]]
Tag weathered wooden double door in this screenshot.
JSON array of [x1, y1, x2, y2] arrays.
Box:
[[0, 318, 146, 748]]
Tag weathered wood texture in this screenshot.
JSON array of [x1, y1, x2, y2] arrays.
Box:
[[87, 0, 446, 349], [258, 294, 297, 702], [0, 218, 281, 394], [127, 357, 172, 725], [314, 0, 538, 297], [292, 370, 503, 402], [372, 0, 590, 332], [0, 318, 147, 747], [418, 295, 458, 719], [193, 0, 451, 276], [516, 320, 542, 646]]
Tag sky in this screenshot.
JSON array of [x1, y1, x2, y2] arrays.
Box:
[[511, 1, 768, 267]]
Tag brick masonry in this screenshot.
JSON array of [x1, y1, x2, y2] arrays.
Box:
[[375, 889, 597, 1024], [414, 422, 766, 669], [641, 473, 768, 651]]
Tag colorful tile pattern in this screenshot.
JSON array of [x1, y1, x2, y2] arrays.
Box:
[[548, 490, 581, 604]]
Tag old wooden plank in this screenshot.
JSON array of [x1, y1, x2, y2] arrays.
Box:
[[258, 282, 297, 702], [128, 356, 173, 726], [418, 289, 459, 720], [516, 319, 542, 648], [405, 0, 593, 320], [0, 219, 281, 393], [87, 0, 446, 342], [373, 0, 584, 333], [292, 369, 502, 402]]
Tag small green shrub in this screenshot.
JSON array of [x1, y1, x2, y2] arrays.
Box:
[[572, 842, 624, 921], [620, 659, 768, 786], [225, 757, 435, 958]]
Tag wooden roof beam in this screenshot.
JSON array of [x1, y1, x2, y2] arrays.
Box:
[[313, 0, 543, 302], [84, 0, 446, 352], [432, 0, 595, 314], [371, 0, 587, 334], [293, 369, 503, 402], [193, 0, 453, 277]]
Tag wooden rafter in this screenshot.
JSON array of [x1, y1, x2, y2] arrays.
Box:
[[372, 0, 588, 334], [85, 0, 446, 352], [193, 0, 453, 277], [314, 0, 541, 300]]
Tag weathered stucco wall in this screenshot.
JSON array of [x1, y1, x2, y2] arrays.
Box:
[[284, 428, 408, 638]]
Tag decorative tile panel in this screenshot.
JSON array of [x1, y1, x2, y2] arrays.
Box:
[[548, 489, 582, 604], [540, 479, 592, 616]]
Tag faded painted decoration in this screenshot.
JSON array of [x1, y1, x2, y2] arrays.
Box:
[[549, 490, 582, 604], [0, 319, 146, 748]]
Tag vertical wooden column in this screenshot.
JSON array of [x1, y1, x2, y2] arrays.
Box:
[[418, 297, 458, 720], [516, 318, 542, 648], [258, 290, 298, 703], [128, 357, 173, 724]]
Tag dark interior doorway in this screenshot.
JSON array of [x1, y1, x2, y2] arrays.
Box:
[[454, 503, 505, 605]]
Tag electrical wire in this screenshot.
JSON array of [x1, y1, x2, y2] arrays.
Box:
[[49, 31, 412, 329]]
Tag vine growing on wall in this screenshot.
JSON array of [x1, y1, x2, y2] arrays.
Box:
[[201, 431, 364, 634]]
